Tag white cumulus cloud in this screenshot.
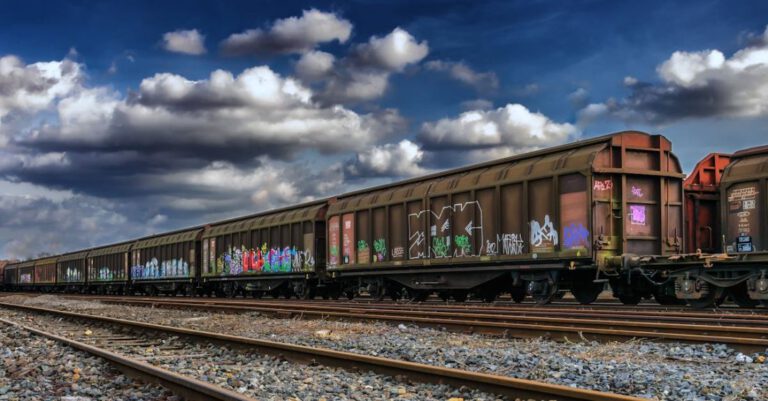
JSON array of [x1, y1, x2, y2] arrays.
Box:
[[345, 139, 428, 178], [162, 29, 207, 55]]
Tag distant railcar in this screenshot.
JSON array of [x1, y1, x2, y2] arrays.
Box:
[[34, 257, 58, 292], [17, 260, 35, 291], [326, 131, 684, 304], [57, 250, 89, 292], [87, 242, 132, 294], [129, 228, 203, 296], [684, 153, 731, 254], [200, 201, 327, 298]]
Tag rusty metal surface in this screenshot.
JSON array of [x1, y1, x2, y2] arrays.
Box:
[[721, 146, 768, 253], [684, 153, 732, 253], [0, 317, 256, 401], [0, 302, 644, 401], [327, 131, 684, 272]]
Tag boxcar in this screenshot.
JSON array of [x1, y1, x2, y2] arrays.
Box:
[[34, 257, 58, 292], [684, 153, 731, 254], [130, 227, 203, 295], [200, 200, 327, 298], [3, 262, 18, 290], [721, 145, 768, 304], [17, 260, 35, 291], [87, 242, 133, 294], [57, 250, 89, 292], [326, 131, 685, 304]]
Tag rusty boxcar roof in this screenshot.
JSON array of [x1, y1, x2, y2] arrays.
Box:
[[329, 131, 678, 215], [684, 153, 732, 193], [57, 250, 91, 263], [134, 228, 203, 250], [203, 201, 327, 239], [722, 144, 768, 184], [88, 241, 135, 257], [34, 257, 58, 266]]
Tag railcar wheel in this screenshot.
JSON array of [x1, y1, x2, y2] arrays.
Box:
[[528, 280, 557, 305], [571, 283, 603, 305], [510, 287, 526, 303], [686, 288, 726, 309], [729, 283, 758, 308], [344, 290, 356, 300], [618, 294, 641, 305]]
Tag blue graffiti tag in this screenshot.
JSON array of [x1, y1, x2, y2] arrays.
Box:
[[563, 223, 590, 249]]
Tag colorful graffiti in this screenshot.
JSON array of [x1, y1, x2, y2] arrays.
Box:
[[563, 223, 590, 249], [531, 215, 558, 249], [593, 179, 613, 191], [63, 266, 83, 282], [19, 273, 32, 284], [629, 205, 647, 226], [132, 258, 190, 280], [213, 244, 314, 275], [357, 240, 370, 263], [97, 267, 114, 281], [373, 239, 386, 262], [454, 235, 471, 256], [432, 236, 450, 258], [631, 185, 644, 198]]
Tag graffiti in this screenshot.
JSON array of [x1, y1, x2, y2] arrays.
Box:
[[408, 201, 484, 259], [486, 241, 497, 256], [391, 246, 404, 259], [454, 235, 471, 256], [97, 267, 114, 281], [213, 243, 314, 275], [63, 266, 82, 282], [373, 238, 386, 262], [357, 240, 370, 263], [629, 205, 646, 226], [499, 233, 525, 255], [432, 236, 450, 258], [19, 273, 32, 284], [132, 258, 190, 280], [631, 185, 644, 198], [531, 215, 558, 248], [593, 179, 613, 191], [563, 223, 590, 249]]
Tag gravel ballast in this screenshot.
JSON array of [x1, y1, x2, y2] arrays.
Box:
[[4, 295, 768, 400], [0, 316, 176, 401]]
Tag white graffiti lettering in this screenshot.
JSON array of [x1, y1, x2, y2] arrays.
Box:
[[408, 201, 484, 259], [530, 215, 558, 248]]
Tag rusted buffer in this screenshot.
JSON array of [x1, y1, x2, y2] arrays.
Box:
[[325, 131, 684, 304]]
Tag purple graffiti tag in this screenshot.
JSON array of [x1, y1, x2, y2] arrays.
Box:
[[629, 205, 646, 225], [631, 185, 644, 198], [563, 223, 590, 249]]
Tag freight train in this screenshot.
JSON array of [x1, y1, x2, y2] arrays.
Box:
[[3, 131, 767, 308]]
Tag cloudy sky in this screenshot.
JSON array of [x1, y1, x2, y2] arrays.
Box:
[[1, 0, 768, 259]]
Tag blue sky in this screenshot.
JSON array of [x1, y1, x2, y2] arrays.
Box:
[[1, 0, 767, 259]]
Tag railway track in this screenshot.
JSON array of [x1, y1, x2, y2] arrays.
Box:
[[0, 301, 643, 401], [11, 294, 768, 352]]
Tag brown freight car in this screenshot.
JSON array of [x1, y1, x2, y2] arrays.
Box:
[[34, 257, 58, 292], [87, 242, 133, 294], [684, 153, 731, 254], [57, 250, 89, 292], [326, 131, 684, 304]]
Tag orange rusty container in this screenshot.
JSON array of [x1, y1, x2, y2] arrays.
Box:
[[684, 153, 731, 253]]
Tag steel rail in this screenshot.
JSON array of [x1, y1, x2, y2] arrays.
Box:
[[0, 317, 256, 401], [0, 301, 644, 401], [7, 297, 768, 352]]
